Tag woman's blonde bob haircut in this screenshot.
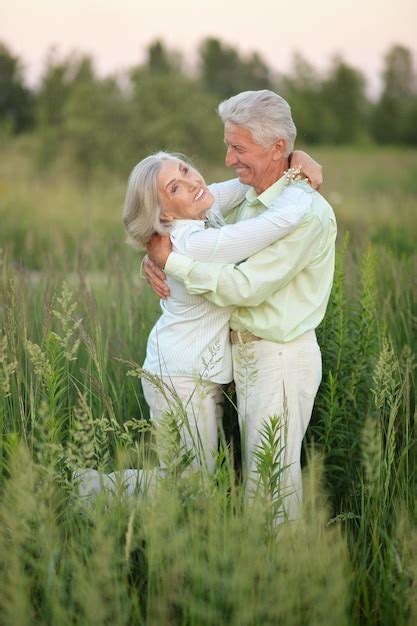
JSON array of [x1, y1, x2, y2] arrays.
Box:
[[122, 151, 187, 249]]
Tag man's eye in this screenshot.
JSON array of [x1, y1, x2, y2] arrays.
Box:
[[172, 185, 178, 193], [183, 166, 189, 175]]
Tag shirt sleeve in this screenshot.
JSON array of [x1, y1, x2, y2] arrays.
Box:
[[170, 184, 312, 264], [166, 215, 324, 307], [208, 179, 249, 217]]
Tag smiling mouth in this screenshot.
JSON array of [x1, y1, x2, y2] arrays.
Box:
[[194, 188, 205, 201]]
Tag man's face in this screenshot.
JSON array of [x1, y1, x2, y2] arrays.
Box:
[[223, 122, 283, 193]]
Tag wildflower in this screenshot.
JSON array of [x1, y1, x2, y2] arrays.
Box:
[[283, 166, 308, 186], [52, 282, 82, 362], [0, 335, 17, 397], [25, 340, 52, 381]]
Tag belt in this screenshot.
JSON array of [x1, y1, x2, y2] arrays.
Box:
[[230, 329, 263, 344]]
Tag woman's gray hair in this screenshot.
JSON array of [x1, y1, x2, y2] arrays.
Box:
[[217, 90, 297, 156], [122, 151, 180, 249]]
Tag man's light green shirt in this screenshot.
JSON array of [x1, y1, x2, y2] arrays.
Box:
[[165, 177, 337, 343]]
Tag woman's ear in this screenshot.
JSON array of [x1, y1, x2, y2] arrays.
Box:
[[160, 210, 175, 222]]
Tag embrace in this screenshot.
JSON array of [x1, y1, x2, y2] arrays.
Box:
[[123, 89, 337, 521]]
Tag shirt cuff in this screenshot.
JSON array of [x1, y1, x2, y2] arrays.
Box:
[[165, 252, 195, 281]]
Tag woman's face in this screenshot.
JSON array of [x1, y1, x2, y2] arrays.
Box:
[[157, 159, 214, 221]]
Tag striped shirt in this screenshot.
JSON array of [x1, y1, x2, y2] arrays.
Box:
[[143, 178, 311, 383], [166, 179, 337, 344]]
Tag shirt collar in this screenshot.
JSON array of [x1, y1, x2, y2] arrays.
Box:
[[245, 174, 287, 208], [170, 218, 205, 232]]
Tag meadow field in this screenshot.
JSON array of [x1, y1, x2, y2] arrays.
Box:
[[0, 139, 416, 625]]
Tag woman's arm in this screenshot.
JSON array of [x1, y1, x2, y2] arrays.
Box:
[[208, 178, 249, 218], [208, 150, 322, 219], [290, 151, 323, 189], [171, 184, 312, 264]]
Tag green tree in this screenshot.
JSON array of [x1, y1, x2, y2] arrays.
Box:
[[36, 50, 82, 167], [199, 37, 272, 100], [321, 55, 368, 143], [36, 51, 129, 177], [62, 73, 128, 180], [281, 53, 328, 144], [37, 50, 96, 129], [0, 41, 34, 134], [146, 40, 182, 75], [373, 44, 417, 143], [127, 66, 223, 167]]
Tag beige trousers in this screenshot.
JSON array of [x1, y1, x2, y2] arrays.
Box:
[[232, 330, 322, 521], [142, 376, 224, 474]]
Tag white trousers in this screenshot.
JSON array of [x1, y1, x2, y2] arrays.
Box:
[[232, 330, 322, 520], [74, 468, 161, 502], [141, 376, 223, 474]]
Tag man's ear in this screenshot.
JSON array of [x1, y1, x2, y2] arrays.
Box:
[[272, 139, 286, 160]]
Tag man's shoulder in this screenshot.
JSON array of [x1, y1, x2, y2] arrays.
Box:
[[278, 180, 315, 208], [300, 184, 336, 227], [278, 181, 335, 224], [314, 193, 336, 224], [275, 180, 333, 213]]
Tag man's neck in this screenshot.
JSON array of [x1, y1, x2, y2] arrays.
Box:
[[253, 158, 289, 195]]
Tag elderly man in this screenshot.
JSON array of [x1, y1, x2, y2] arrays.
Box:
[[145, 90, 337, 520]]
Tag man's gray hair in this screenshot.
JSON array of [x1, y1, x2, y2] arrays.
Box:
[[217, 90, 297, 156], [122, 152, 180, 249]]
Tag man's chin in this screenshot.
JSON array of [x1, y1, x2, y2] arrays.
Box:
[[236, 171, 252, 185]]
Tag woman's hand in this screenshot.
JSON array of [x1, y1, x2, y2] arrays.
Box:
[[291, 150, 323, 190]]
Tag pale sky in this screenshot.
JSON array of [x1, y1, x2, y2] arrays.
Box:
[[1, 0, 416, 95]]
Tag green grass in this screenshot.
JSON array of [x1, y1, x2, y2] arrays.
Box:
[[0, 140, 416, 625]]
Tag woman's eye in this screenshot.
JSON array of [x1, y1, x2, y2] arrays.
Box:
[[172, 185, 178, 193], [183, 166, 189, 175]]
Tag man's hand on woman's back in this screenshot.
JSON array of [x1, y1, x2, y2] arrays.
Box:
[[142, 234, 173, 299], [142, 256, 170, 299]]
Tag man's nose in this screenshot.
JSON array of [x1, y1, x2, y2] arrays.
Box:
[[225, 147, 237, 167]]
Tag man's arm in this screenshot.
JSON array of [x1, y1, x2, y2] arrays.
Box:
[[142, 152, 323, 297], [142, 253, 170, 299], [143, 200, 311, 298], [165, 217, 323, 308]]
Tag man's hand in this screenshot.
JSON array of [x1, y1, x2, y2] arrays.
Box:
[[143, 234, 173, 299], [147, 234, 173, 269], [291, 150, 323, 190], [142, 256, 170, 299]]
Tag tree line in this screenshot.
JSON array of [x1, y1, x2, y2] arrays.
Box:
[[1, 37, 416, 177]]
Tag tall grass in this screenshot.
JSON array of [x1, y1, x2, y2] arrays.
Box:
[[0, 143, 416, 624], [0, 239, 415, 625]]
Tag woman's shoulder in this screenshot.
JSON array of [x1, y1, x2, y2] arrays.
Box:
[[170, 219, 206, 250]]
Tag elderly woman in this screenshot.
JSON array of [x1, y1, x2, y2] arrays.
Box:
[[122, 151, 313, 473]]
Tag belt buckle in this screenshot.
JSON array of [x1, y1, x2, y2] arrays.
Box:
[[231, 329, 256, 344]]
